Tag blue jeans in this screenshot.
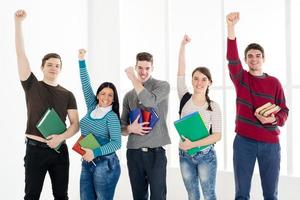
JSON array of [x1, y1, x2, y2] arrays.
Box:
[[80, 153, 120, 200], [233, 134, 280, 200], [179, 146, 217, 200], [127, 147, 167, 200]]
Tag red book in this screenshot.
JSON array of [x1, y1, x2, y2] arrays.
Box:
[[72, 135, 85, 155], [142, 110, 151, 127]]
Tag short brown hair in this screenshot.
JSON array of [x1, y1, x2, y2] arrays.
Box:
[[136, 52, 153, 65], [41, 53, 62, 68], [244, 43, 265, 59]]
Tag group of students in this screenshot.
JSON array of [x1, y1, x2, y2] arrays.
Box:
[[15, 9, 289, 200]]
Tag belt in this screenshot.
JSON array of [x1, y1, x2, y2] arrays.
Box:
[[197, 146, 212, 155], [140, 147, 164, 152], [25, 138, 65, 149], [93, 152, 116, 161], [180, 145, 213, 156]]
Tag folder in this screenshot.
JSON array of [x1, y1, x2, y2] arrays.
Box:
[[148, 108, 159, 129], [174, 112, 209, 155], [141, 110, 151, 127], [129, 108, 160, 132], [36, 108, 66, 152], [72, 135, 85, 156], [79, 133, 101, 150], [129, 108, 143, 124], [72, 133, 101, 156]]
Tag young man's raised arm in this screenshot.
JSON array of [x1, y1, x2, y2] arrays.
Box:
[[226, 12, 239, 40], [14, 10, 31, 81]]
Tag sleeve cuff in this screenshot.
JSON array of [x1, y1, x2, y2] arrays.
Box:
[[79, 60, 86, 68], [93, 148, 102, 158]]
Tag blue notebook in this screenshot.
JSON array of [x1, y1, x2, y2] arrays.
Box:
[[129, 108, 143, 124], [149, 108, 159, 129], [129, 107, 159, 129]]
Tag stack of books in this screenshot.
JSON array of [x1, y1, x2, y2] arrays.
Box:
[[72, 133, 101, 156], [129, 108, 159, 130], [174, 112, 209, 156], [36, 108, 66, 153], [256, 102, 281, 117]]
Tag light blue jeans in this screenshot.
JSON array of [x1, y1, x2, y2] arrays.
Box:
[[80, 153, 120, 200], [179, 146, 217, 200]]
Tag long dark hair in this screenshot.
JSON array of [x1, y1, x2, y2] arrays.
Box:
[[192, 67, 213, 111], [96, 82, 120, 120]]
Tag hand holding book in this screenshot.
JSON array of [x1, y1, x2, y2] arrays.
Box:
[[255, 102, 281, 117], [36, 108, 67, 153], [129, 107, 159, 134], [174, 112, 210, 155], [179, 136, 195, 151], [72, 133, 101, 166], [46, 134, 65, 150], [81, 148, 95, 162], [127, 116, 151, 135]]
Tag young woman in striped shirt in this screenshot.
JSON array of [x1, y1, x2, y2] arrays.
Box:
[[78, 49, 121, 200]]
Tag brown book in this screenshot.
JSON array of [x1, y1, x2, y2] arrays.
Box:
[[261, 105, 281, 117], [255, 102, 272, 114], [259, 104, 276, 116]]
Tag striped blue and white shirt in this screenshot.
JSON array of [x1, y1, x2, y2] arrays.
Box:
[[79, 60, 121, 157]]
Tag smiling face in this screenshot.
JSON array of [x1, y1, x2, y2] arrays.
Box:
[[192, 70, 211, 94], [41, 58, 61, 80], [244, 43, 265, 75], [245, 49, 264, 74], [135, 60, 153, 82], [97, 87, 114, 107]]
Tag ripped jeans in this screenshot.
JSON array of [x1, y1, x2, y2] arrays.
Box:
[[80, 153, 120, 200], [179, 146, 217, 200]]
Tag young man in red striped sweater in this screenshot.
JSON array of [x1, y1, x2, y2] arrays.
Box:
[[226, 12, 289, 200]]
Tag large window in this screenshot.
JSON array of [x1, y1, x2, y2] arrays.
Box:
[[119, 0, 298, 176]]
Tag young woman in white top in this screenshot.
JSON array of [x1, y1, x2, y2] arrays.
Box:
[[177, 35, 222, 200]]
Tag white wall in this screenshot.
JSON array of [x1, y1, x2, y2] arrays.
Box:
[[0, 0, 87, 199], [1, 0, 299, 199]]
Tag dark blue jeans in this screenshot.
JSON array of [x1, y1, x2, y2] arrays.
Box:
[[80, 153, 120, 200], [127, 147, 167, 200], [233, 134, 280, 200], [24, 139, 69, 200]]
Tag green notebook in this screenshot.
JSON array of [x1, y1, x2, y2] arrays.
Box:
[[174, 111, 209, 155], [36, 108, 66, 152], [79, 133, 101, 150]]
